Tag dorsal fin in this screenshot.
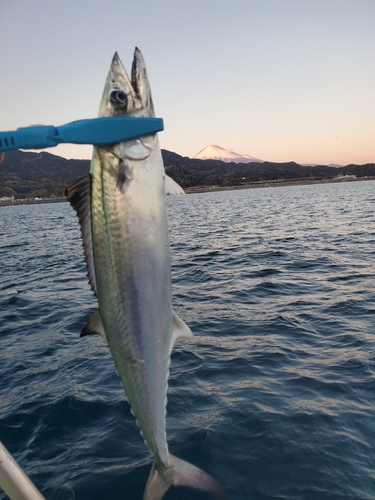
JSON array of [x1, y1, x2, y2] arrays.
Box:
[[65, 175, 97, 295]]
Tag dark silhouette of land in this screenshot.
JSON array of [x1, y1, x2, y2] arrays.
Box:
[[1, 149, 374, 202]]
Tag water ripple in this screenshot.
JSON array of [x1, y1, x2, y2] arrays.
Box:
[[1, 182, 375, 499]]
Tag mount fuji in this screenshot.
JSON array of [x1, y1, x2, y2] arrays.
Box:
[[192, 145, 263, 164]]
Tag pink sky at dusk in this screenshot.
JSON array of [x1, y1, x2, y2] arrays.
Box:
[[0, 0, 374, 166]]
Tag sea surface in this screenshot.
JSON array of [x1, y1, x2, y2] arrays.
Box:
[[0, 180, 375, 500]]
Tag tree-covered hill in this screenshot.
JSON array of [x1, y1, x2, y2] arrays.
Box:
[[0, 150, 90, 198], [1, 149, 374, 199], [162, 150, 375, 188]]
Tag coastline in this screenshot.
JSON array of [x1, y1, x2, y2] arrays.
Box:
[[184, 175, 375, 194], [1, 176, 374, 207], [0, 197, 68, 207]]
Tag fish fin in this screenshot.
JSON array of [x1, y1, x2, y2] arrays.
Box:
[[170, 311, 193, 353], [65, 175, 97, 295], [116, 160, 127, 191], [144, 454, 225, 500], [164, 175, 185, 195], [116, 160, 133, 192], [80, 309, 107, 340]]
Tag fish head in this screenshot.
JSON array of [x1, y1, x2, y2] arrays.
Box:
[[98, 48, 157, 161], [99, 47, 154, 118]]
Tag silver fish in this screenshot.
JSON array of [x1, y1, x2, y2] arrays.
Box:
[[66, 48, 224, 500]]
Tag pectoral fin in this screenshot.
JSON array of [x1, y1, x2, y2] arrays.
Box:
[[164, 175, 185, 195]]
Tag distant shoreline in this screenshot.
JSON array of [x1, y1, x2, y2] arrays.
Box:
[[1, 176, 374, 207], [185, 175, 375, 194], [0, 197, 68, 207]]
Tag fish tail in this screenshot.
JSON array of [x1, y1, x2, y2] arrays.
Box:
[[143, 453, 225, 500]]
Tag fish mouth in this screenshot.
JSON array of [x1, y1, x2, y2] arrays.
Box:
[[98, 48, 155, 118]]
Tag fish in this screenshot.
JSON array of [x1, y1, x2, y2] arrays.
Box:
[[66, 48, 224, 500]]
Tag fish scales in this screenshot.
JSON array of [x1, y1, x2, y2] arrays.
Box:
[[91, 146, 172, 463], [66, 48, 224, 500]]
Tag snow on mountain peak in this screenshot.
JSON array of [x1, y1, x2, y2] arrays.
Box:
[[192, 144, 263, 164]]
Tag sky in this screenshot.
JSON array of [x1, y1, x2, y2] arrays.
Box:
[[0, 0, 374, 165]]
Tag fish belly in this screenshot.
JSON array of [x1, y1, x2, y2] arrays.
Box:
[[91, 149, 171, 465]]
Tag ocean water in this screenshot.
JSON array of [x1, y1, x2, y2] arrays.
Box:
[[0, 180, 374, 500]]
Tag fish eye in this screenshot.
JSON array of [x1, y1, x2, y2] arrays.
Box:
[[110, 90, 128, 110]]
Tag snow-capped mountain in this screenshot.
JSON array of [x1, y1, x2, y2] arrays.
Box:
[[192, 145, 263, 164]]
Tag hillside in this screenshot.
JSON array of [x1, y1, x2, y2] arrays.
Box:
[[1, 149, 375, 199], [0, 150, 90, 198], [162, 150, 375, 189]]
